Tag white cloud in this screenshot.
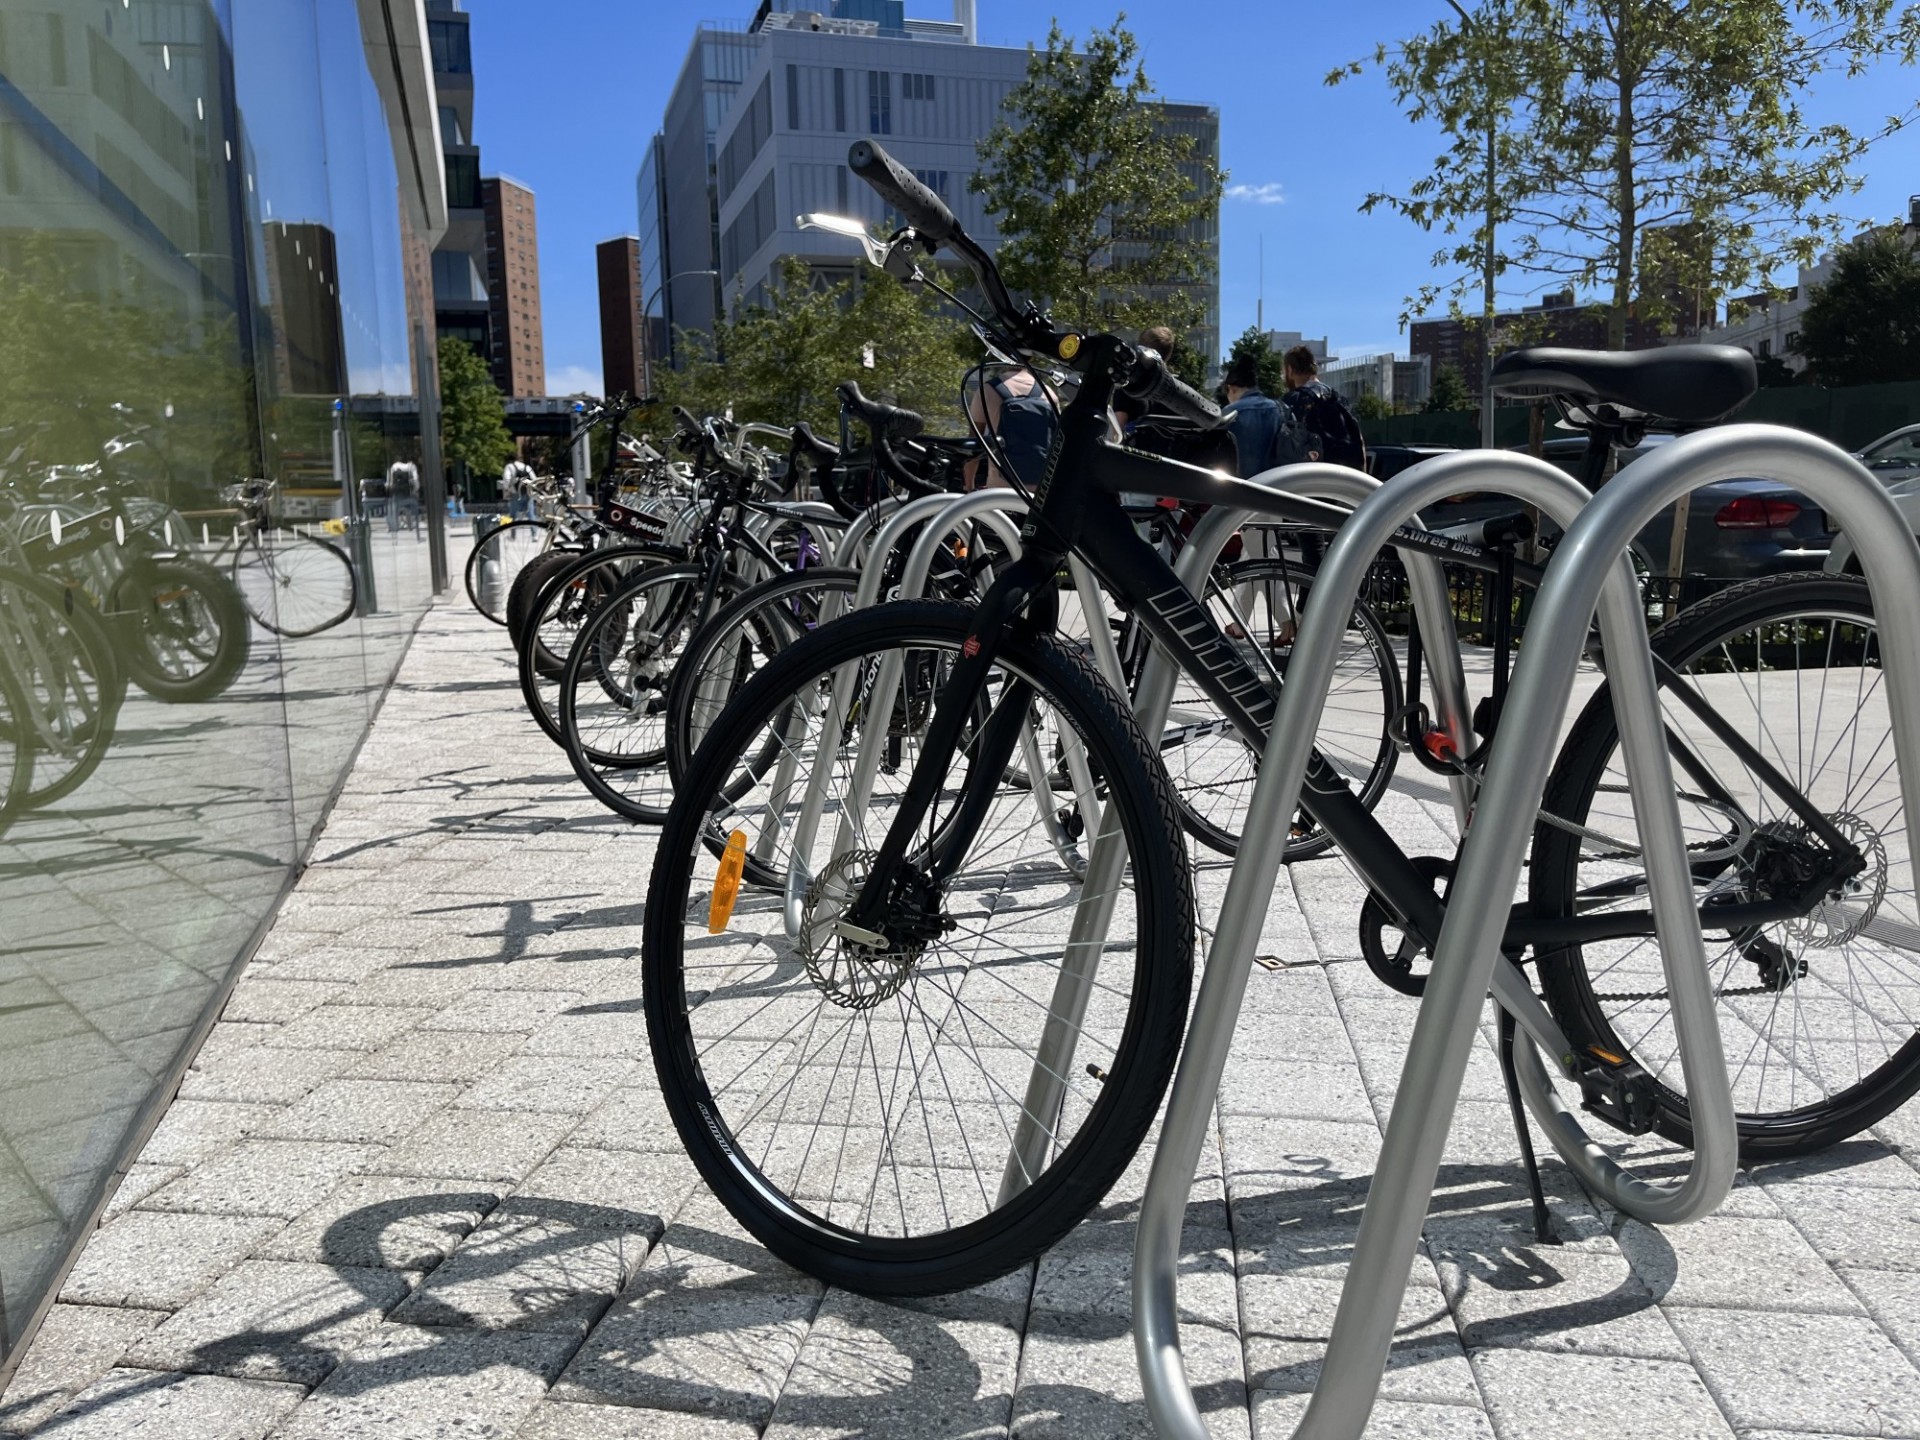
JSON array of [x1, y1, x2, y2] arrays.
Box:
[[547, 365, 603, 399], [1226, 182, 1286, 205]]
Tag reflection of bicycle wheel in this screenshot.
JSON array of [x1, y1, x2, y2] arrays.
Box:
[[233, 530, 357, 637], [0, 654, 35, 837], [109, 557, 250, 704], [0, 569, 124, 808], [465, 520, 551, 625]]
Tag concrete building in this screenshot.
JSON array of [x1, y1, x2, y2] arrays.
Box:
[[262, 221, 346, 396], [641, 1, 1220, 368], [1411, 292, 1675, 403], [1257, 331, 1332, 366], [481, 175, 543, 396], [1321, 352, 1432, 413], [597, 235, 647, 399]]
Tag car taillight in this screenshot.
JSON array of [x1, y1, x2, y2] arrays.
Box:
[[1714, 496, 1802, 529]]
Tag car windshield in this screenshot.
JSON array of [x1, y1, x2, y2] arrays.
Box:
[[1863, 430, 1920, 467]]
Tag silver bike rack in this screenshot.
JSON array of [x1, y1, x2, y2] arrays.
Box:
[[1134, 429, 1920, 1439]]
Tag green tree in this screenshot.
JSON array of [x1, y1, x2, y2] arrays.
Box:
[[1353, 391, 1396, 422], [1795, 225, 1920, 385], [1223, 325, 1287, 397], [1425, 364, 1473, 412], [1336, 0, 1907, 347], [1755, 352, 1802, 388], [438, 338, 515, 486], [971, 17, 1224, 338], [658, 257, 970, 435]]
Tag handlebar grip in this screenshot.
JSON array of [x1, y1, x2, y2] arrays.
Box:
[[837, 381, 925, 443], [671, 406, 702, 435], [847, 140, 956, 247], [1122, 349, 1223, 429]]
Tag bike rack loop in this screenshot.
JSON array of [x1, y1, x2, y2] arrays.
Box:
[[1135, 447, 1746, 1440], [999, 464, 1483, 1197]]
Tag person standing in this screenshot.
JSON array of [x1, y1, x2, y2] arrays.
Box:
[[1279, 345, 1367, 471], [501, 452, 537, 521], [1220, 354, 1283, 479], [386, 454, 420, 535]]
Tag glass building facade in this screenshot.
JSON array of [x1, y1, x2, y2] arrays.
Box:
[[0, 0, 445, 1375]]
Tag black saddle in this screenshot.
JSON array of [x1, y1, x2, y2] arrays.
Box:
[[1490, 344, 1756, 425]]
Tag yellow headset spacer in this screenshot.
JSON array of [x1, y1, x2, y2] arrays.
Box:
[[1057, 333, 1081, 360]]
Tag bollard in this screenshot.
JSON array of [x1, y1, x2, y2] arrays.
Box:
[[347, 516, 379, 616]]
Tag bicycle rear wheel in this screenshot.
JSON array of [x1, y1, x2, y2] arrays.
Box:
[[0, 653, 35, 836], [644, 601, 1194, 1296], [517, 544, 670, 745], [465, 519, 551, 625], [1534, 574, 1920, 1158], [0, 568, 118, 808], [233, 530, 356, 637]]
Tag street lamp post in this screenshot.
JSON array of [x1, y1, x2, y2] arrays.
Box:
[[641, 268, 719, 396], [1445, 0, 1497, 451]]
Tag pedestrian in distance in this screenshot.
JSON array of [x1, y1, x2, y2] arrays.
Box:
[[501, 453, 537, 521]]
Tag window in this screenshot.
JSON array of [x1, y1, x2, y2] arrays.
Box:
[[903, 73, 935, 101], [1785, 330, 1801, 354], [1757, 338, 1773, 360], [427, 18, 471, 74], [786, 64, 800, 131], [833, 68, 846, 132], [912, 168, 949, 201], [444, 152, 480, 210], [867, 70, 891, 135]]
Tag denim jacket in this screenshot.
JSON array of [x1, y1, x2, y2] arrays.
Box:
[[1221, 390, 1280, 479]]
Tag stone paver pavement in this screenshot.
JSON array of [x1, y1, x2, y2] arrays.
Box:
[[7, 596, 1920, 1438]]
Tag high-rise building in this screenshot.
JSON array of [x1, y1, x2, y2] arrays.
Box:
[[1411, 294, 1674, 403], [263, 222, 347, 396], [597, 236, 647, 398], [426, 0, 543, 397], [481, 176, 544, 396], [639, 1, 1220, 369]]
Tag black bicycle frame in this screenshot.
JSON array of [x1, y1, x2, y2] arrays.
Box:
[[843, 339, 1853, 954]]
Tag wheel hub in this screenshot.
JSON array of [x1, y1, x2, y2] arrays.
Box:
[[1782, 812, 1887, 950], [796, 849, 947, 1010]]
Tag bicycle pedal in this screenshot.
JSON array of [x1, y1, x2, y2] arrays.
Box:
[[1573, 1045, 1659, 1136]]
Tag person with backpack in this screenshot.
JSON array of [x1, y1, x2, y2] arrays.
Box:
[[1220, 354, 1283, 479], [1278, 345, 1368, 471]]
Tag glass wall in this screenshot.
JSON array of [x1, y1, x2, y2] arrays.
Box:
[[0, 0, 441, 1365]]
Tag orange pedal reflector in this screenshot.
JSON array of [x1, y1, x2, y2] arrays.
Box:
[[708, 830, 749, 933], [1587, 1044, 1627, 1066]]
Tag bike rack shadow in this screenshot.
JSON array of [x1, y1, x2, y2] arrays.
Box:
[[1131, 427, 1920, 1438]]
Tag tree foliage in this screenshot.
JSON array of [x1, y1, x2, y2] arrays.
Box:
[[657, 257, 971, 436], [438, 338, 515, 481], [971, 16, 1223, 340], [1353, 391, 1397, 422], [1223, 325, 1288, 397], [1796, 225, 1920, 386], [1336, 0, 1909, 347], [1425, 364, 1474, 413]]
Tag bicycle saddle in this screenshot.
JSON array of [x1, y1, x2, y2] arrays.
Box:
[[837, 381, 924, 442], [790, 421, 841, 465], [1490, 344, 1756, 424]]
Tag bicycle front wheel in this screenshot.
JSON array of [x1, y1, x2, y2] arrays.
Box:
[[1534, 573, 1920, 1158], [234, 531, 356, 637], [644, 601, 1194, 1296], [465, 519, 551, 625]]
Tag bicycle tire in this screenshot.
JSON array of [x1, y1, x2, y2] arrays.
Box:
[[507, 548, 584, 666], [643, 600, 1194, 1295], [0, 649, 36, 836], [0, 568, 120, 808], [516, 544, 673, 745], [110, 557, 250, 704], [1165, 559, 1401, 859], [465, 519, 551, 625], [233, 530, 356, 638], [555, 560, 755, 822], [1533, 573, 1920, 1159]]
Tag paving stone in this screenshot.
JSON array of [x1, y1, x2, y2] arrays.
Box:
[[1752, 1136, 1920, 1190], [102, 1163, 185, 1221], [764, 1288, 1020, 1439], [138, 1141, 378, 1219], [388, 1206, 648, 1334], [375, 1109, 575, 1184], [268, 1323, 574, 1440], [1472, 1348, 1733, 1437], [422, 988, 584, 1034], [453, 1054, 641, 1116], [138, 1100, 283, 1167], [259, 1079, 461, 1144], [1844, 1267, 1920, 1368], [1032, 1221, 1236, 1322], [1666, 1306, 1920, 1435], [1250, 1392, 1494, 1439], [513, 1402, 759, 1439], [520, 1007, 651, 1057], [347, 1028, 527, 1083], [60, 1211, 282, 1309], [218, 977, 337, 1026], [258, 1173, 501, 1270], [0, 1304, 166, 1434], [127, 1260, 413, 1384], [23, 1368, 304, 1440], [508, 1146, 699, 1234], [1765, 1182, 1920, 1272], [267, 1003, 435, 1052], [1239, 1271, 1476, 1407], [1011, 1308, 1249, 1440], [570, 1085, 681, 1151], [1615, 1214, 1865, 1314], [1433, 1245, 1686, 1360], [176, 1046, 360, 1106]]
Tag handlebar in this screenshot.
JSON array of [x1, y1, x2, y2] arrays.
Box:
[[1120, 348, 1223, 429], [836, 381, 924, 443]]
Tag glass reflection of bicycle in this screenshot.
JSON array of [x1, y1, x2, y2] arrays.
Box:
[[205, 479, 358, 638]]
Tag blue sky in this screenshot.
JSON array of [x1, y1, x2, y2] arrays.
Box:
[[465, 0, 1920, 396]]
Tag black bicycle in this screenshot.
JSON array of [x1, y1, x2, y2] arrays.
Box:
[[643, 140, 1910, 1297]]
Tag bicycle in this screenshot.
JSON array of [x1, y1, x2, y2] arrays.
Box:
[[201, 480, 357, 638], [642, 140, 1914, 1299]]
